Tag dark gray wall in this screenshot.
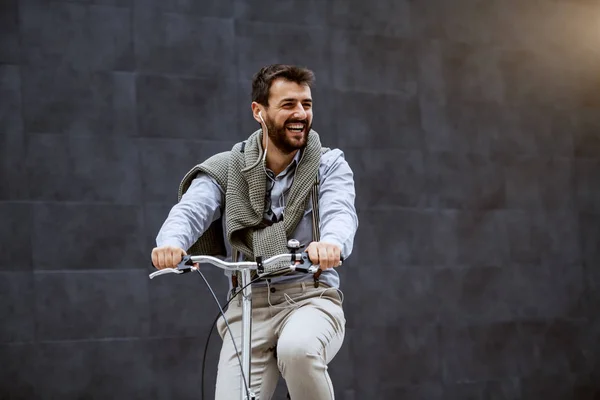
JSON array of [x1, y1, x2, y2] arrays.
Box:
[[1, 0, 599, 399]]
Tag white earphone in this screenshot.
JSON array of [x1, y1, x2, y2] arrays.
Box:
[[258, 110, 270, 166]]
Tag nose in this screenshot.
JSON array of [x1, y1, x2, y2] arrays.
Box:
[[292, 103, 307, 120]]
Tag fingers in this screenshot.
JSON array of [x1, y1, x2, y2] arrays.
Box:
[[151, 250, 158, 270], [318, 246, 329, 269], [151, 246, 186, 270], [157, 250, 165, 269], [171, 250, 180, 268], [307, 242, 320, 269], [306, 242, 342, 270]]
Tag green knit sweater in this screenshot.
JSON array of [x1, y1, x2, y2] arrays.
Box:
[[177, 129, 325, 271]]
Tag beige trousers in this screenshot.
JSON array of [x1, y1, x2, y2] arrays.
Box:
[[215, 281, 346, 400]]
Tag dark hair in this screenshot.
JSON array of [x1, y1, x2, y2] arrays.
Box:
[[251, 64, 315, 106]]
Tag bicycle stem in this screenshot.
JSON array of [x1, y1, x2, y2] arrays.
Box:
[[240, 268, 255, 400]]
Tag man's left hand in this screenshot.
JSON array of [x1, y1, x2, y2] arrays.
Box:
[[305, 241, 342, 270]]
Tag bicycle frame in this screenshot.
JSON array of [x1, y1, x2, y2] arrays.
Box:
[[149, 242, 318, 400]]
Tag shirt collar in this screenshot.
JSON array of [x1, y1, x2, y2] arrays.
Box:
[[268, 149, 302, 178]]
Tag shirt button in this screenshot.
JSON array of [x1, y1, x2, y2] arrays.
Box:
[[270, 287, 276, 293]]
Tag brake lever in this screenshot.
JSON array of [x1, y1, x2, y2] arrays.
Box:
[[149, 268, 185, 279], [176, 255, 194, 272], [149, 255, 195, 279]]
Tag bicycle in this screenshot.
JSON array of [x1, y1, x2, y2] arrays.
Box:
[[149, 239, 336, 400]]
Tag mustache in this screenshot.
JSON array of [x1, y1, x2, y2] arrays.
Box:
[[285, 118, 308, 125]]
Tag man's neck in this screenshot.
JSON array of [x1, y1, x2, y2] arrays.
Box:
[[265, 145, 298, 176]]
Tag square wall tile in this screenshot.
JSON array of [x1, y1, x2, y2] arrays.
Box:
[[21, 67, 136, 135], [425, 152, 506, 210], [26, 134, 142, 204], [440, 322, 530, 382], [504, 156, 575, 211], [235, 21, 332, 87], [345, 265, 438, 328], [574, 159, 600, 214], [333, 90, 423, 151], [330, 0, 411, 37], [135, 10, 235, 78], [235, 0, 330, 27], [351, 209, 436, 267], [32, 203, 145, 270], [34, 270, 150, 340], [20, 0, 133, 71], [574, 107, 600, 158], [351, 323, 440, 386], [135, 0, 234, 17], [136, 74, 239, 140], [0, 65, 26, 200], [443, 379, 521, 400], [331, 30, 417, 95], [148, 267, 228, 337], [150, 337, 212, 399], [345, 149, 428, 210], [0, 203, 33, 270], [512, 263, 585, 320], [434, 265, 519, 325], [452, 210, 510, 266], [0, 272, 35, 343], [0, 0, 19, 63], [0, 343, 37, 398], [33, 339, 153, 398]]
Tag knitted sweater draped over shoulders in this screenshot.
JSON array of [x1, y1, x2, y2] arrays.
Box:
[[177, 129, 327, 264]]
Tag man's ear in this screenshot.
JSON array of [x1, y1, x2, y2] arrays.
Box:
[[251, 102, 264, 124]]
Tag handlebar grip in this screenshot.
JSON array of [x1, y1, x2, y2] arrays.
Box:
[[302, 252, 344, 265], [295, 252, 344, 273], [150, 255, 194, 270]]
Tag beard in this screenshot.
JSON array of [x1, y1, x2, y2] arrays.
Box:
[[264, 115, 311, 154]]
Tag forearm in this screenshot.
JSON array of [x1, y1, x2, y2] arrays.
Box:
[[318, 150, 359, 258], [320, 216, 357, 259]]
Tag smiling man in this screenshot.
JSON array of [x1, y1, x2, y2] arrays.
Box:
[[152, 64, 358, 400]]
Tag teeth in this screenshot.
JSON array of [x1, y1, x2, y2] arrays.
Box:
[[287, 124, 304, 129]]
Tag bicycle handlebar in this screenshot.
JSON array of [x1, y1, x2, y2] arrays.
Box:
[[148, 251, 336, 279]]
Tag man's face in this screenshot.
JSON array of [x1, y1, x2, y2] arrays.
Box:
[[262, 79, 313, 154]]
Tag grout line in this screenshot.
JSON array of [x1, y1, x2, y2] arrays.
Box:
[[32, 268, 152, 274], [0, 200, 142, 206], [1, 334, 210, 346]]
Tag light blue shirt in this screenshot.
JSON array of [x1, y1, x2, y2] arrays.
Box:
[[156, 148, 358, 289]]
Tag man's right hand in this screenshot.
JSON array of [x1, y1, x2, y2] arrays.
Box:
[[151, 245, 187, 270]]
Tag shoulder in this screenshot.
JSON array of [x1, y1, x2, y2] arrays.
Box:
[[319, 148, 349, 174], [204, 150, 232, 165], [180, 150, 232, 197]]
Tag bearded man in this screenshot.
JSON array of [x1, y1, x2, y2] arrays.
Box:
[[152, 64, 358, 400]]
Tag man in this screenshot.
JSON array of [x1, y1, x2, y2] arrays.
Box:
[[151, 64, 358, 400]]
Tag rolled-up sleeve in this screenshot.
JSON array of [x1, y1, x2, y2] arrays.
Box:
[[155, 174, 223, 251], [318, 149, 359, 259]]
